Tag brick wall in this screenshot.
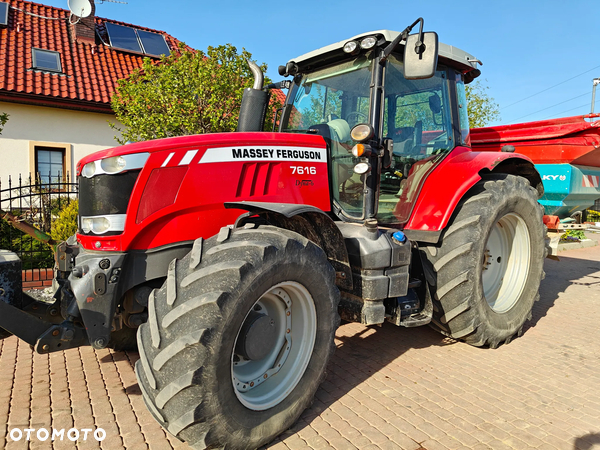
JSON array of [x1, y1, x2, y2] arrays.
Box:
[[22, 269, 54, 289]]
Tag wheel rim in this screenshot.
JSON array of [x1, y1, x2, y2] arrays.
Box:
[[481, 212, 531, 313], [231, 281, 317, 411]]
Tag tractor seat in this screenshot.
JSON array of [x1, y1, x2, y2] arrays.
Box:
[[393, 127, 414, 155], [327, 119, 351, 144]]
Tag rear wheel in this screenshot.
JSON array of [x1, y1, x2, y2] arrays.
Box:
[[421, 174, 545, 348], [135, 225, 340, 449]]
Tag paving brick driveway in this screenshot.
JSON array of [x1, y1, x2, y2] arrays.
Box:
[[1, 239, 599, 450]]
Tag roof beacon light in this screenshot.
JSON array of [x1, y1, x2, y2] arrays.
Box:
[[343, 41, 359, 54], [360, 36, 377, 50]]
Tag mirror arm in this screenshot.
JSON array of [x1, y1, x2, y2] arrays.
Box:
[[380, 17, 424, 64], [414, 18, 425, 56]]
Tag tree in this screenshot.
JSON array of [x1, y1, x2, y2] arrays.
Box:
[[0, 112, 8, 135], [110, 44, 278, 144], [465, 80, 500, 128]]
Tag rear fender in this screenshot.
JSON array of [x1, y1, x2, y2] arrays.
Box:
[[404, 148, 541, 242], [487, 158, 543, 197], [225, 201, 352, 291]]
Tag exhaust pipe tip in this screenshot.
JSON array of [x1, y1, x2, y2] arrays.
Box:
[[247, 60, 264, 91]]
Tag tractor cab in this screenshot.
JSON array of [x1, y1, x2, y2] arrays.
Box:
[[278, 26, 480, 225]]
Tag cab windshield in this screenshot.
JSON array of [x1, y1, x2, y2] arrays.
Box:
[[281, 53, 454, 223], [282, 58, 372, 218]]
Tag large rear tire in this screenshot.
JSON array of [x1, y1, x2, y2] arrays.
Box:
[[421, 174, 545, 348], [135, 225, 340, 449]]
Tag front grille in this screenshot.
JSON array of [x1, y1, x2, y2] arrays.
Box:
[[78, 170, 141, 235]]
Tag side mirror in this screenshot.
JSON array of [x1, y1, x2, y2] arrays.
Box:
[[404, 32, 438, 80]]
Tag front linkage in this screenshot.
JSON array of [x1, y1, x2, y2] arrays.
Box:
[[0, 238, 120, 353]]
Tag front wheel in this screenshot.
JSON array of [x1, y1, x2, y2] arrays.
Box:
[[135, 225, 340, 449], [422, 174, 545, 348]]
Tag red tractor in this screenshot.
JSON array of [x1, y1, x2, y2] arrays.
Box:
[[0, 19, 546, 449]]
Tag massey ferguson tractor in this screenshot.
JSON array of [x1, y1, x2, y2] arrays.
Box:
[[0, 19, 546, 449]]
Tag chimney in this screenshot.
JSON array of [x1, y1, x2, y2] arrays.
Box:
[[71, 0, 96, 44]]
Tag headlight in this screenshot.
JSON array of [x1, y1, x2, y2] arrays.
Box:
[[80, 215, 126, 235], [81, 162, 96, 178], [81, 217, 92, 233], [80, 152, 150, 179], [351, 123, 374, 142], [343, 41, 359, 54], [353, 161, 371, 174], [360, 36, 377, 49], [101, 156, 127, 174]]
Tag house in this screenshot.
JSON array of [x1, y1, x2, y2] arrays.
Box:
[[0, 0, 183, 185]]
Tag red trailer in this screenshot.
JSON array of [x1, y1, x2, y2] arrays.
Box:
[[471, 114, 600, 220]]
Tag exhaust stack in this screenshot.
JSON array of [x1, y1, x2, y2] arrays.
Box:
[[237, 61, 269, 132]]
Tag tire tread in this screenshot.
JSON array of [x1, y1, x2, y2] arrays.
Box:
[[136, 225, 340, 449], [421, 174, 545, 348]]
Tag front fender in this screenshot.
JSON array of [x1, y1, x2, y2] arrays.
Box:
[[225, 201, 353, 291], [404, 147, 539, 240]]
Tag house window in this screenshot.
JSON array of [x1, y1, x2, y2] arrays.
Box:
[[32, 48, 62, 72], [29, 142, 72, 185], [35, 147, 64, 184], [0, 2, 9, 27]]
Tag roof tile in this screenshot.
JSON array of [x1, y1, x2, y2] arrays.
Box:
[[1, 0, 184, 111]]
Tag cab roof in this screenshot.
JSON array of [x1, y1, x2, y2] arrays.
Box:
[[289, 29, 481, 75]]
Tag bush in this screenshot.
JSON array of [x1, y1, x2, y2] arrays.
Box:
[[51, 200, 78, 243], [0, 217, 12, 250], [11, 234, 54, 269], [587, 209, 600, 222], [560, 229, 587, 242]]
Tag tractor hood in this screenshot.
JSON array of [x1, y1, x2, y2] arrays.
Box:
[[75, 132, 331, 252]]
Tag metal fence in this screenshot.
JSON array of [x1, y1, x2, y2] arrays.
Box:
[[0, 173, 78, 270]]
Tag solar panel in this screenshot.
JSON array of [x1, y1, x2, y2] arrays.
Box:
[[137, 30, 171, 57], [0, 2, 9, 27], [105, 22, 142, 54], [32, 48, 62, 72]]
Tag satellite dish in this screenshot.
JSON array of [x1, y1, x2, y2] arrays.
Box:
[[67, 0, 92, 18]]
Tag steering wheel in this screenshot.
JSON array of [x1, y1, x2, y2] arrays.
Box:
[[345, 111, 368, 127]]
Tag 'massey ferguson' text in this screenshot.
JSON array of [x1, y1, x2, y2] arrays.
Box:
[[231, 148, 322, 160]]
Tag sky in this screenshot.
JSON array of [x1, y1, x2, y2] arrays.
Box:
[[44, 0, 600, 127]]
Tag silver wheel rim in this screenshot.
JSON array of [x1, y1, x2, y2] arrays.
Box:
[[231, 281, 317, 411], [481, 212, 531, 313]]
